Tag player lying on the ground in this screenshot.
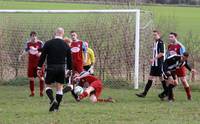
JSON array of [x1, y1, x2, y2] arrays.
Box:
[[159, 52, 196, 102], [62, 70, 91, 101], [72, 72, 114, 103]]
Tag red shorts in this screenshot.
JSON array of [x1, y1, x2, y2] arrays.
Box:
[[28, 64, 45, 78], [176, 66, 186, 77], [90, 80, 102, 98], [72, 63, 83, 73]]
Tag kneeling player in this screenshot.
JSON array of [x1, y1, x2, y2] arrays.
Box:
[[74, 73, 114, 103]]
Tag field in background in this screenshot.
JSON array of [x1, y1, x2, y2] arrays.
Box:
[[0, 1, 200, 36], [0, 86, 200, 124], [0, 1, 200, 124]]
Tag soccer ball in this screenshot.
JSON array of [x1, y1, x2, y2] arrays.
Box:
[[74, 86, 84, 95]]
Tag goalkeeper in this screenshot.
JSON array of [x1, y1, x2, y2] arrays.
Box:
[[83, 41, 95, 74]]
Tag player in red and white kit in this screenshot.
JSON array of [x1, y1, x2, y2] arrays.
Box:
[[74, 72, 114, 103], [167, 32, 195, 100], [70, 31, 87, 73], [19, 31, 45, 97]]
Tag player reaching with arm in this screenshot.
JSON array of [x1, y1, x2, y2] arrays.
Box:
[[73, 73, 114, 103], [83, 41, 95, 74], [18, 31, 44, 97], [166, 32, 195, 100], [161, 52, 195, 102]]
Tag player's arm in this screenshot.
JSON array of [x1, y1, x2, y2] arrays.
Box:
[[157, 41, 165, 59], [82, 42, 88, 64], [151, 41, 164, 62], [176, 40, 186, 55], [38, 40, 44, 52], [184, 61, 192, 71], [65, 44, 72, 70], [18, 41, 29, 61], [37, 41, 48, 68]]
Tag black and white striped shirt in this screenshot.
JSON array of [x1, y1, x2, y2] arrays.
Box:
[[162, 54, 191, 73], [152, 39, 165, 67]]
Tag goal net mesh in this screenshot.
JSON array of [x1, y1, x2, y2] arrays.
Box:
[[0, 11, 153, 88]]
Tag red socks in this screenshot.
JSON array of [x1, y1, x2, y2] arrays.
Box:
[[29, 80, 34, 96], [29, 80, 44, 96], [184, 87, 191, 100], [79, 91, 88, 100], [97, 98, 113, 103]]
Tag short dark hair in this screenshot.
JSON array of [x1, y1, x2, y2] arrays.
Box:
[[153, 30, 160, 34], [30, 31, 37, 37], [170, 32, 178, 37], [183, 52, 189, 57], [70, 30, 76, 34]]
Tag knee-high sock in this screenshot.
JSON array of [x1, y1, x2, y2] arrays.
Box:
[[160, 80, 168, 96], [161, 80, 167, 92], [97, 98, 112, 102], [168, 84, 175, 100], [46, 87, 54, 103], [184, 87, 191, 99], [143, 80, 153, 95], [56, 90, 63, 109], [79, 91, 88, 100], [29, 80, 34, 94], [63, 85, 72, 94]]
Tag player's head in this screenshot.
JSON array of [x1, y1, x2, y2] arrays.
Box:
[[169, 32, 178, 43], [55, 27, 64, 38], [153, 30, 161, 40], [30, 31, 37, 42], [70, 30, 78, 41], [182, 52, 189, 61]]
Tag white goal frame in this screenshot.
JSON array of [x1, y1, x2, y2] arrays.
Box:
[[0, 9, 140, 89]]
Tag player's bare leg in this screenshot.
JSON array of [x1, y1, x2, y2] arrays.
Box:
[[39, 77, 44, 97], [79, 86, 94, 100]]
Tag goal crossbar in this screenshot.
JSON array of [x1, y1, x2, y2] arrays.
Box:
[[0, 9, 139, 13], [0, 9, 140, 89]]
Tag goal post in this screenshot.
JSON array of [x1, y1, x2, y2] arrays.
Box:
[[0, 9, 140, 89]]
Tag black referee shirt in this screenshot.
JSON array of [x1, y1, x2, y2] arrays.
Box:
[[38, 38, 72, 70]]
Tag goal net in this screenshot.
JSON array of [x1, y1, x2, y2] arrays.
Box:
[[0, 10, 153, 89]]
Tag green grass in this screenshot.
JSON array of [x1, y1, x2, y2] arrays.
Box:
[[0, 1, 110, 10], [0, 85, 200, 124], [0, 1, 200, 36], [143, 5, 200, 36]]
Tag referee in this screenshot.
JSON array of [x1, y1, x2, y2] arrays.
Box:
[[136, 30, 167, 98], [37, 27, 72, 112]]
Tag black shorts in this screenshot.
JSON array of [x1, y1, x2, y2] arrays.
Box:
[[150, 66, 162, 76], [163, 70, 177, 80], [45, 64, 65, 84]]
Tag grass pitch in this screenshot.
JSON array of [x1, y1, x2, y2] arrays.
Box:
[[0, 85, 200, 124]]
